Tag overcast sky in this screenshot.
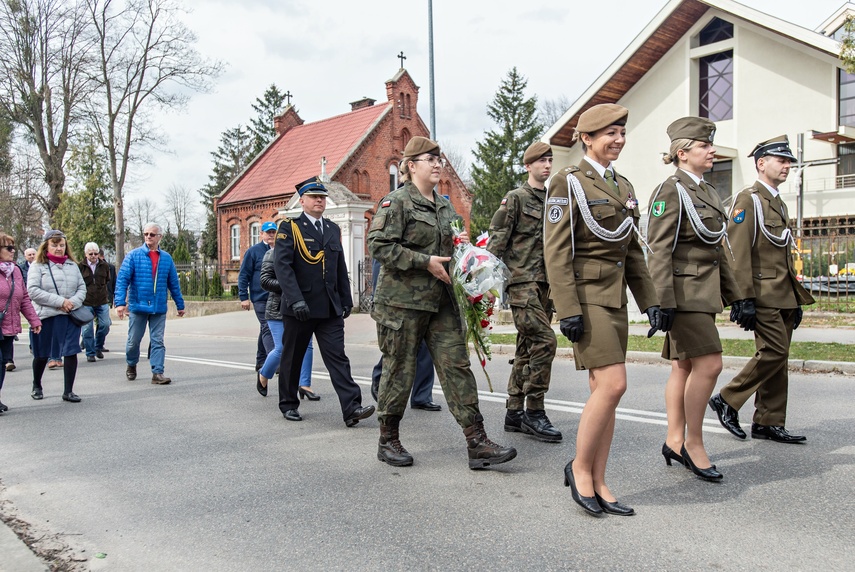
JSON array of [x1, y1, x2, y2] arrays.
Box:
[[132, 0, 845, 217]]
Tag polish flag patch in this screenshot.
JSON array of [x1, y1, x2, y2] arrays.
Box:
[[381, 200, 391, 208]]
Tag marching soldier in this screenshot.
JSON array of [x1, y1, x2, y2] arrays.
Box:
[[369, 136, 517, 470], [274, 177, 375, 428], [488, 141, 560, 442], [544, 104, 660, 516], [709, 136, 815, 444], [645, 117, 746, 482]]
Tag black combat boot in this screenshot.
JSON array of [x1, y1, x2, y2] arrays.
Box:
[[464, 414, 517, 470], [521, 409, 563, 443], [504, 409, 525, 433], [378, 416, 413, 466]]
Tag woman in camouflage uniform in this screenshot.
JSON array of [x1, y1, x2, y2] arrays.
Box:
[[368, 136, 517, 470]]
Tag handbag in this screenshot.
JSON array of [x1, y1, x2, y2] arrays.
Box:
[[47, 263, 95, 326]]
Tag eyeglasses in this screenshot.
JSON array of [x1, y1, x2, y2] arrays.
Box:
[[412, 156, 447, 169], [2, 245, 15, 252], [143, 233, 160, 237]]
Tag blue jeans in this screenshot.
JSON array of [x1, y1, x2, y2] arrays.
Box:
[[253, 300, 274, 370], [126, 312, 167, 374], [261, 319, 312, 386], [81, 304, 112, 356]]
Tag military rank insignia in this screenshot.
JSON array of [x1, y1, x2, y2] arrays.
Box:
[[547, 205, 563, 223], [732, 208, 745, 223], [651, 201, 665, 217]]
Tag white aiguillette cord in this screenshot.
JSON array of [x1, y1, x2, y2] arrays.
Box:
[[750, 194, 795, 250], [565, 173, 653, 260], [675, 182, 734, 259]]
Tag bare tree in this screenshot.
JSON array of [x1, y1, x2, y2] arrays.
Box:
[[0, 153, 47, 248], [164, 183, 197, 234], [125, 195, 159, 246], [538, 95, 572, 132], [85, 0, 222, 263], [441, 141, 471, 183], [0, 0, 94, 222]]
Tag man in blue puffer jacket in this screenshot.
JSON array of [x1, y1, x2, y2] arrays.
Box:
[[115, 223, 185, 384]]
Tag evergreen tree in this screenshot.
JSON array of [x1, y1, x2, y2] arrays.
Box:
[[53, 136, 115, 257], [468, 68, 543, 234], [0, 108, 12, 177], [199, 125, 253, 260], [249, 84, 288, 157], [841, 15, 855, 73]]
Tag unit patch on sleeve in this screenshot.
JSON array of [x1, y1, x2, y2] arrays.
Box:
[[547, 205, 563, 223], [651, 201, 666, 217], [732, 208, 745, 224], [381, 200, 392, 208]]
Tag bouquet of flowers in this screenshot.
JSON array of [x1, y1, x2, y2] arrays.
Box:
[[450, 220, 509, 391]]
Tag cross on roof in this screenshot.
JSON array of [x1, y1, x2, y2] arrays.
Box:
[[397, 51, 406, 68], [284, 91, 292, 105]]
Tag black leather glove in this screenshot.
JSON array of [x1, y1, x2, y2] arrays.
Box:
[[291, 301, 311, 321], [559, 315, 584, 343], [794, 306, 803, 330], [729, 300, 744, 324], [659, 308, 676, 333], [739, 299, 756, 331], [342, 306, 352, 319], [645, 306, 661, 338]]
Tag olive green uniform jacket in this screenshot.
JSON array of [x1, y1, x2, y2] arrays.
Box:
[[645, 169, 742, 311]]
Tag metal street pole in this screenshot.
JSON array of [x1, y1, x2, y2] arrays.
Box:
[[797, 132, 805, 234], [428, 0, 436, 140]]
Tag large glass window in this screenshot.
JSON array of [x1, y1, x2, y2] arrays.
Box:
[[230, 225, 240, 259], [699, 51, 733, 121], [698, 17, 733, 46], [705, 160, 733, 204], [839, 69, 855, 128], [250, 222, 261, 245]]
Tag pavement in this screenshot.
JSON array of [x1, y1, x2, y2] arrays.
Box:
[[1, 308, 853, 568]]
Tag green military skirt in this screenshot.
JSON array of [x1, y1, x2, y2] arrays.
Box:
[[661, 311, 722, 361], [573, 304, 628, 371]]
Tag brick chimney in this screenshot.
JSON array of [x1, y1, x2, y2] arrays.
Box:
[[273, 105, 304, 137], [350, 97, 376, 111]]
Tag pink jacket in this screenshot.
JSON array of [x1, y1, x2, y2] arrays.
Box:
[[1, 265, 41, 336]]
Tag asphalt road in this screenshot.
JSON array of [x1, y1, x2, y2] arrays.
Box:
[[1, 312, 854, 571]]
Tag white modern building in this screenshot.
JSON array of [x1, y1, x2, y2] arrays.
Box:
[[544, 0, 855, 228]]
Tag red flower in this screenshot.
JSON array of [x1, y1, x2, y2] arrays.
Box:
[[480, 319, 490, 328]]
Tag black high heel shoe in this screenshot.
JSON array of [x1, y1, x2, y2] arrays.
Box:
[[662, 443, 686, 467], [299, 387, 320, 401], [594, 493, 635, 516], [563, 460, 603, 516], [256, 373, 268, 397], [681, 445, 723, 482]]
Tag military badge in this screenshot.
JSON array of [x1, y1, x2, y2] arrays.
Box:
[[625, 192, 638, 210], [547, 197, 569, 205], [732, 208, 745, 224], [652, 201, 666, 217], [547, 205, 563, 223], [381, 200, 391, 208], [501, 198, 507, 205]]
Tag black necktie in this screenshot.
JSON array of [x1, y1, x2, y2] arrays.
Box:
[[314, 220, 322, 237]]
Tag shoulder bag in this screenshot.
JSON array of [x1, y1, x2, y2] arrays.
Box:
[[47, 264, 94, 326]]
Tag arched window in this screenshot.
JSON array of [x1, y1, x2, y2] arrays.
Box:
[[230, 225, 240, 260], [353, 170, 361, 194], [399, 91, 406, 117], [405, 94, 411, 117], [389, 163, 398, 192], [401, 128, 411, 147], [362, 170, 370, 195], [250, 222, 261, 245]]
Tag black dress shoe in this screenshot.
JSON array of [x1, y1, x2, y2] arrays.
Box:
[[412, 401, 441, 411], [62, 392, 82, 403], [563, 460, 603, 516], [504, 409, 524, 433], [87, 356, 96, 362], [661, 443, 687, 468], [0, 400, 8, 413], [298, 387, 320, 401], [126, 365, 137, 381], [283, 409, 302, 422], [31, 388, 43, 400], [751, 423, 806, 443], [345, 405, 375, 427], [708, 393, 746, 439], [96, 350, 104, 359], [595, 493, 635, 516], [521, 409, 563, 442], [681, 445, 723, 482], [256, 373, 267, 397]]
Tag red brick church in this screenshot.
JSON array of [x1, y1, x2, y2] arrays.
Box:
[[215, 68, 471, 301]]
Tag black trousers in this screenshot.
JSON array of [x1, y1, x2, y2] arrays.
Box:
[[278, 315, 362, 420]]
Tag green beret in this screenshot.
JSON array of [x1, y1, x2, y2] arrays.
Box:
[[667, 116, 715, 143], [523, 141, 552, 165], [403, 136, 440, 157], [749, 135, 797, 161], [576, 103, 628, 134]]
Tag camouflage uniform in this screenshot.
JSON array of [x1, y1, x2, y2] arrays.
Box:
[[368, 182, 480, 428], [488, 182, 556, 411]]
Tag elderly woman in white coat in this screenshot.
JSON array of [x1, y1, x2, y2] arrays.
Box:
[[27, 230, 87, 402]]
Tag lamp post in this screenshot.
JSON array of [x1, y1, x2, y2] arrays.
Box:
[[428, 0, 436, 140]]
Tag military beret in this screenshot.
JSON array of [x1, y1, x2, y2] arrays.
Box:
[[403, 136, 440, 157], [667, 116, 715, 143], [295, 176, 329, 196], [749, 135, 797, 162], [523, 141, 552, 165], [576, 103, 628, 134]]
